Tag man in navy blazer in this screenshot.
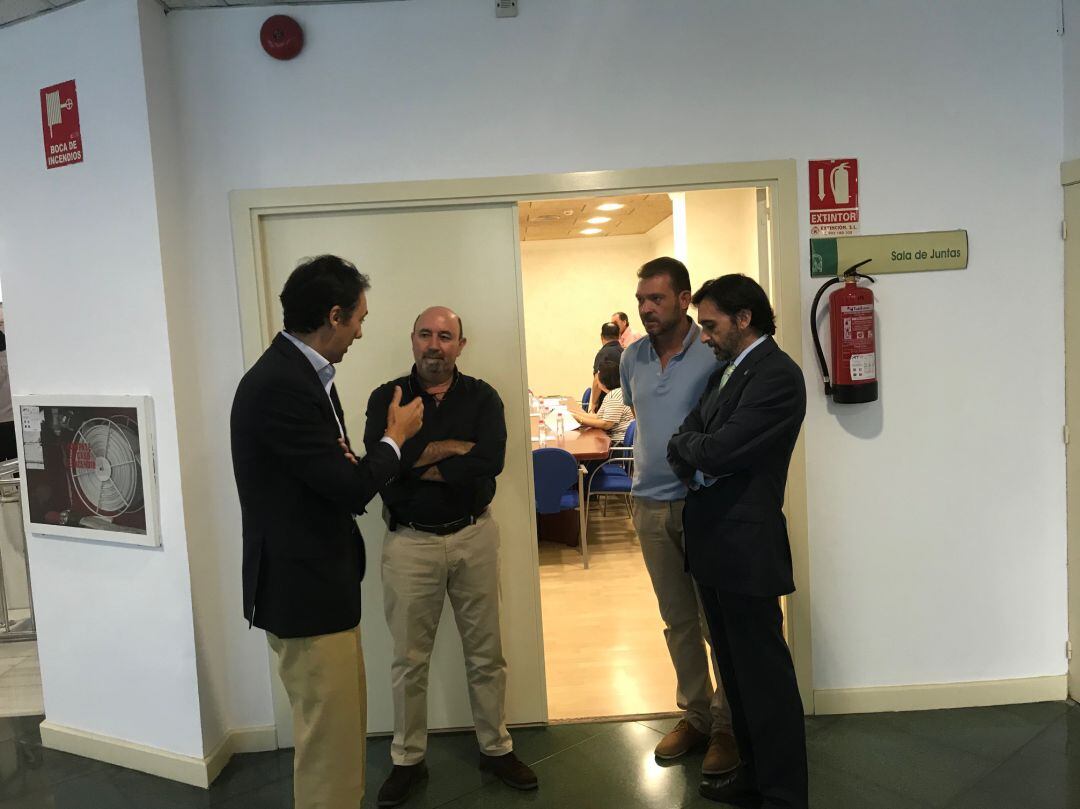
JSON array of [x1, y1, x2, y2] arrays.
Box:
[[668, 274, 807, 809], [231, 255, 423, 809]]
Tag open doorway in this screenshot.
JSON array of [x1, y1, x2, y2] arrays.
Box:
[[519, 186, 779, 721]]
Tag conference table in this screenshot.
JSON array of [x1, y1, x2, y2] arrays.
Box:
[[529, 414, 611, 461]]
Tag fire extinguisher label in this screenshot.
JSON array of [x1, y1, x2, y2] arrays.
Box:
[[840, 303, 876, 383], [850, 353, 876, 380]]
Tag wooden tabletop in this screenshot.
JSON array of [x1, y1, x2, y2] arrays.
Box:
[[530, 413, 611, 461]]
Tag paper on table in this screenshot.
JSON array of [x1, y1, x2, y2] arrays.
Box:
[[541, 405, 582, 433]]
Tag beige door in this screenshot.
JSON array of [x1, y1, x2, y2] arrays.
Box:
[[1066, 182, 1080, 699], [258, 203, 545, 745]]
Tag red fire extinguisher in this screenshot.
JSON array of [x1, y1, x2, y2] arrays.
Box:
[[810, 258, 878, 404]]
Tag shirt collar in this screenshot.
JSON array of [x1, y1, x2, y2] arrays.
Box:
[[732, 334, 768, 368], [282, 331, 335, 386], [647, 316, 700, 360]]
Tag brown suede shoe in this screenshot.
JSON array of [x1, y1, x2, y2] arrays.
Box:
[[654, 718, 709, 760], [377, 762, 428, 807], [701, 731, 741, 776], [480, 751, 539, 790]]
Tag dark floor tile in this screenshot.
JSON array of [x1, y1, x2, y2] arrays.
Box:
[[873, 705, 1054, 762], [211, 777, 293, 809], [996, 700, 1070, 726], [636, 716, 681, 736], [805, 761, 933, 809], [509, 721, 630, 766], [0, 770, 138, 809], [438, 722, 700, 809], [946, 744, 1080, 809], [807, 713, 996, 807], [804, 715, 841, 739], [0, 745, 110, 805], [1025, 704, 1080, 757]]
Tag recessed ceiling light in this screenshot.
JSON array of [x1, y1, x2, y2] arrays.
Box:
[[597, 203, 624, 211], [580, 228, 603, 235], [586, 216, 611, 224], [563, 209, 576, 216]]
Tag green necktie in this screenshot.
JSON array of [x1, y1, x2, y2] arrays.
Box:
[[720, 363, 736, 388]]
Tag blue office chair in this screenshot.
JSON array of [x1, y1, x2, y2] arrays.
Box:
[[586, 420, 636, 523], [581, 387, 591, 410], [532, 447, 589, 569]]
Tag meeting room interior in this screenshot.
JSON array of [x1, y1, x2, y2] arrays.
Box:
[[520, 186, 779, 722]]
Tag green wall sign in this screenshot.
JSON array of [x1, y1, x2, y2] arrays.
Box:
[[811, 230, 968, 277]]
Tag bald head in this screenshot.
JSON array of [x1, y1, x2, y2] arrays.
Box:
[[412, 306, 464, 340], [411, 306, 467, 385]]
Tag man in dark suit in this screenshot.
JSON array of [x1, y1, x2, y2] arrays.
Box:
[[231, 255, 423, 809], [667, 274, 807, 809]]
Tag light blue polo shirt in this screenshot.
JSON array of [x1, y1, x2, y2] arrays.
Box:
[[620, 318, 720, 501]]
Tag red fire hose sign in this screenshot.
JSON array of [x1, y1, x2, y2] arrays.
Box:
[[809, 158, 858, 236], [40, 80, 83, 170]]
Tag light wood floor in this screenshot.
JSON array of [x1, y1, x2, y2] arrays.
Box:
[[539, 502, 682, 721]]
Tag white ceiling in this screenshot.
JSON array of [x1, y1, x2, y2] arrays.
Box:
[[0, 0, 403, 29]]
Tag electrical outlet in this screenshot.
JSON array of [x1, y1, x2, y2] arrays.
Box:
[[496, 0, 518, 18]]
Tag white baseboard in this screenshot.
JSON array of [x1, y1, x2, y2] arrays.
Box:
[[814, 674, 1068, 715], [40, 722, 278, 788], [204, 725, 278, 785]]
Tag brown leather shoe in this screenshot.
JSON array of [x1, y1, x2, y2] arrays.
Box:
[[480, 751, 538, 790], [654, 718, 708, 760], [701, 731, 741, 776], [377, 762, 428, 807]]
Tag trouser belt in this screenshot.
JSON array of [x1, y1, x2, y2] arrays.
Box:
[[391, 513, 477, 536]]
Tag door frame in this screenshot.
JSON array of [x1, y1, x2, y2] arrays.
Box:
[[229, 159, 815, 722], [1061, 158, 1080, 700]]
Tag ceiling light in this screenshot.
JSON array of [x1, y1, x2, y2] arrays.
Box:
[[580, 228, 602, 235], [586, 216, 611, 224], [597, 203, 625, 211]]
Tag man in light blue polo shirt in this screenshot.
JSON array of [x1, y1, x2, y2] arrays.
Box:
[[620, 257, 737, 777]]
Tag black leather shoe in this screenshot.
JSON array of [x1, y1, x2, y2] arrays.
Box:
[[480, 751, 539, 790], [699, 767, 762, 806], [377, 761, 428, 807]]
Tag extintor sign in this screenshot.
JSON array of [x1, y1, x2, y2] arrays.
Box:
[[809, 158, 858, 236], [40, 80, 83, 170]]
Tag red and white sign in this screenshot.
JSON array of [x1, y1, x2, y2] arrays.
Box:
[[39, 80, 83, 170], [809, 158, 858, 236]]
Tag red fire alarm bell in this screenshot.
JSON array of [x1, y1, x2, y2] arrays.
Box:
[[260, 15, 303, 61]]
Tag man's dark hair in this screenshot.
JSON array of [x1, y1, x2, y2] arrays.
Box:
[[691, 274, 776, 336], [637, 257, 691, 295], [600, 322, 620, 340], [280, 255, 369, 334], [597, 359, 621, 391], [612, 311, 629, 326]]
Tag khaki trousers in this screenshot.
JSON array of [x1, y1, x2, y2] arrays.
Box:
[[267, 625, 367, 809], [632, 496, 732, 735], [382, 512, 512, 765]]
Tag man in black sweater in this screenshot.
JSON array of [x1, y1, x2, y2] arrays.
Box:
[[365, 306, 537, 807]]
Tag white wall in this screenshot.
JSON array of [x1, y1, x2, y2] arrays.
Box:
[[0, 0, 204, 755], [521, 235, 654, 397], [1065, 0, 1080, 159], [163, 0, 1066, 704], [0, 0, 1068, 752], [684, 188, 759, 284]]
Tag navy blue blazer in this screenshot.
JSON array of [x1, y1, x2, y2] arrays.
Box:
[[231, 333, 398, 638], [667, 336, 806, 597]]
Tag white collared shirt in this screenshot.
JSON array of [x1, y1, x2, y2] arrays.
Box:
[[281, 331, 400, 459]]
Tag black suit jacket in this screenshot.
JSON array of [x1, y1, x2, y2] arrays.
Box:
[[667, 336, 806, 598], [230, 333, 399, 638]]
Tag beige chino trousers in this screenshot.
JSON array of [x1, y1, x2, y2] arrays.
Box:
[[267, 624, 367, 809], [382, 511, 513, 765], [632, 496, 732, 735]]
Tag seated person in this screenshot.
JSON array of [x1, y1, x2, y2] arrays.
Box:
[[590, 322, 623, 412], [571, 359, 633, 447]]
